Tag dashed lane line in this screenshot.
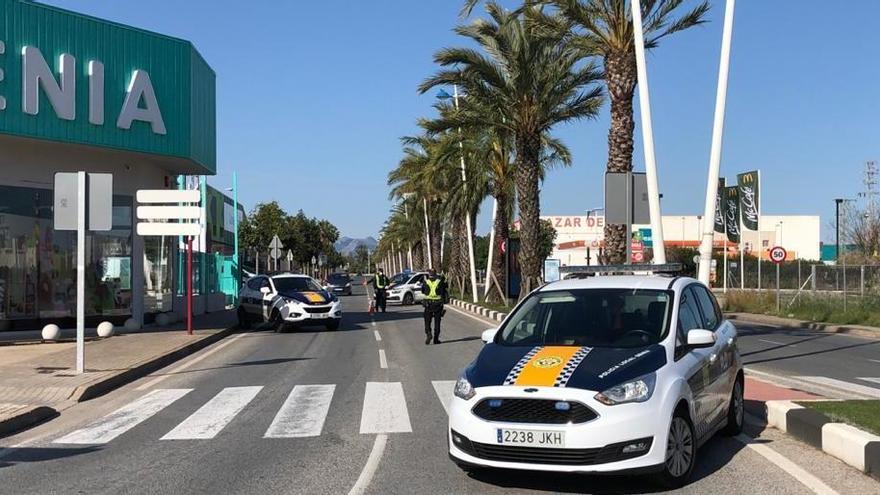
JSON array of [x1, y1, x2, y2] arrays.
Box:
[[378, 349, 388, 369], [373, 330, 381, 342]]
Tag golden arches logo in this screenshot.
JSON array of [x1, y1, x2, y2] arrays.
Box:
[[740, 173, 755, 183]]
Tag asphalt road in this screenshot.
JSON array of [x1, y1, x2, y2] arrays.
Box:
[[1, 282, 878, 494]]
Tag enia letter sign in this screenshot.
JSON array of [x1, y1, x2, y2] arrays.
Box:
[[2, 41, 166, 134]]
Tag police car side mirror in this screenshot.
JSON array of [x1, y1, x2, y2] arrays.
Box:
[[481, 327, 499, 344], [686, 329, 716, 349], [260, 287, 271, 295]]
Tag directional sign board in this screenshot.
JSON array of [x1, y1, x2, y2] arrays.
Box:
[[769, 246, 787, 264], [136, 189, 202, 237]]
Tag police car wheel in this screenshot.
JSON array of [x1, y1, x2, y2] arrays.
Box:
[[237, 307, 251, 330], [721, 375, 745, 436], [656, 408, 696, 488], [403, 293, 414, 305], [269, 310, 283, 332]]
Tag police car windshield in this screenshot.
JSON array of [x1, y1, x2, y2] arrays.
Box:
[[498, 289, 672, 348], [272, 277, 323, 293], [328, 274, 349, 283], [390, 273, 408, 284]]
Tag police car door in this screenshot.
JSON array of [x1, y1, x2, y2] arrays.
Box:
[[411, 274, 426, 302], [242, 277, 263, 316], [675, 287, 716, 440], [692, 285, 734, 424], [260, 277, 276, 321]]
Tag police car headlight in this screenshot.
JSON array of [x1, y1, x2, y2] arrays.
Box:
[[454, 375, 476, 400], [594, 372, 656, 406]]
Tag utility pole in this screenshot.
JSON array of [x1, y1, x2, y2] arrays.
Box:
[[452, 85, 479, 303]]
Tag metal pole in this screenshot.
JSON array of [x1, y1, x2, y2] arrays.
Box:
[[698, 0, 736, 285], [423, 197, 433, 269], [631, 0, 666, 264], [757, 170, 762, 290], [404, 203, 413, 270], [625, 172, 633, 264], [484, 197, 498, 299], [835, 199, 841, 262], [76, 171, 86, 374], [232, 171, 239, 304], [776, 262, 780, 313], [723, 234, 728, 293], [187, 235, 193, 335], [453, 84, 479, 302], [740, 222, 744, 290]]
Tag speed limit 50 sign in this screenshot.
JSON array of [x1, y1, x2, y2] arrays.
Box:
[[769, 246, 787, 264]]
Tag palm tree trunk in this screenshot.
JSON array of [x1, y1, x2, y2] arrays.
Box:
[[487, 190, 510, 304], [602, 51, 637, 265], [515, 131, 542, 298], [458, 213, 472, 297], [428, 200, 442, 270]]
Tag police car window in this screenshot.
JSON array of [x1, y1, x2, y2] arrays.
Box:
[[691, 285, 721, 330], [498, 289, 671, 348], [676, 289, 703, 347], [272, 277, 322, 293], [246, 278, 262, 290]]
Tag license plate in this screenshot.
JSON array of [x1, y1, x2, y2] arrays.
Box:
[[497, 428, 565, 448], [311, 313, 328, 319]]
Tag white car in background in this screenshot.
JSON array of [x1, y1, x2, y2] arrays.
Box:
[[237, 273, 343, 331], [448, 274, 743, 488], [386, 271, 429, 306]]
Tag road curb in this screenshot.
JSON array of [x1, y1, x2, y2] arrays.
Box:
[[726, 313, 880, 340], [450, 298, 507, 323], [765, 399, 880, 479], [71, 326, 237, 402], [0, 405, 58, 439]]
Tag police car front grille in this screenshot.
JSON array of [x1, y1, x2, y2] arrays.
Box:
[[472, 399, 597, 425], [303, 306, 331, 314]]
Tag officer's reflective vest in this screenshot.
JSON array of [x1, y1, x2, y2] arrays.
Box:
[[424, 278, 442, 301], [375, 274, 387, 289]]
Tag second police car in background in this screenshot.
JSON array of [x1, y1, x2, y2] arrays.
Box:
[[385, 271, 430, 305], [448, 274, 743, 488], [238, 273, 343, 331]]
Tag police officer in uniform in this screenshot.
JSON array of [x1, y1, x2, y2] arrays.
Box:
[[368, 268, 390, 313], [421, 269, 448, 345]]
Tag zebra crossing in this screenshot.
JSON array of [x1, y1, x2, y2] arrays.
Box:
[[52, 381, 457, 446]]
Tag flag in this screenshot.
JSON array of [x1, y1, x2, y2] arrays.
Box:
[[725, 186, 741, 243], [714, 178, 726, 234], [737, 171, 759, 231]]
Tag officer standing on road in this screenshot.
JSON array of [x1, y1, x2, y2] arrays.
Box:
[[368, 268, 390, 313], [421, 268, 448, 345]]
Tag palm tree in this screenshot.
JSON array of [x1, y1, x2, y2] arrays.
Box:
[[545, 0, 710, 263], [420, 2, 603, 296]]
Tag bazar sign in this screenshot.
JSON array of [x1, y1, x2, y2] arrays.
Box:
[[544, 216, 605, 230], [3, 44, 166, 134]]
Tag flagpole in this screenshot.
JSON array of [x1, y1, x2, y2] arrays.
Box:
[[723, 217, 728, 293], [740, 213, 744, 290], [757, 169, 762, 290]]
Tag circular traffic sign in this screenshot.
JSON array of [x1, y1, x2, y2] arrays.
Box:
[[769, 246, 787, 264]]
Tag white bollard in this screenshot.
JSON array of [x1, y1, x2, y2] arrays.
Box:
[[123, 317, 141, 331], [97, 321, 114, 338], [42, 324, 61, 341]]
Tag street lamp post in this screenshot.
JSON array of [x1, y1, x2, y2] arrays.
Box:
[[438, 86, 479, 303], [834, 198, 844, 262]]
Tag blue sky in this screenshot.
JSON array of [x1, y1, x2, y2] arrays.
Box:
[[46, 0, 880, 241]]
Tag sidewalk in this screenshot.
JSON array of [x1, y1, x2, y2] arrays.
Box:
[[0, 310, 237, 437]]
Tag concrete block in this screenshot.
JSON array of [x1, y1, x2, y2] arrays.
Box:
[[766, 400, 803, 431], [786, 407, 830, 449], [822, 422, 880, 472]]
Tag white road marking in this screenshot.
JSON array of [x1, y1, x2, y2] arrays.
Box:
[[857, 377, 880, 385], [868, 359, 880, 364], [347, 434, 387, 495], [371, 321, 377, 327], [796, 376, 880, 398], [135, 332, 249, 390], [161, 386, 262, 440], [53, 389, 192, 444], [432, 380, 456, 416], [758, 338, 791, 346], [373, 330, 381, 341], [735, 434, 839, 495], [378, 349, 388, 369], [264, 384, 336, 438], [359, 382, 412, 434]]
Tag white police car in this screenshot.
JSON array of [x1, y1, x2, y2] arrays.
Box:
[[238, 273, 343, 331], [448, 274, 743, 487]]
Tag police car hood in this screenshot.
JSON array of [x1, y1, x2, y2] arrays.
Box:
[[466, 343, 666, 391], [277, 289, 333, 304]]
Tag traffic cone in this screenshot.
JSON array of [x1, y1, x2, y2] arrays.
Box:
[[368, 299, 375, 314]]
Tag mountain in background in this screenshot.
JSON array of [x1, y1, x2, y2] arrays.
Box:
[[335, 236, 377, 255]]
